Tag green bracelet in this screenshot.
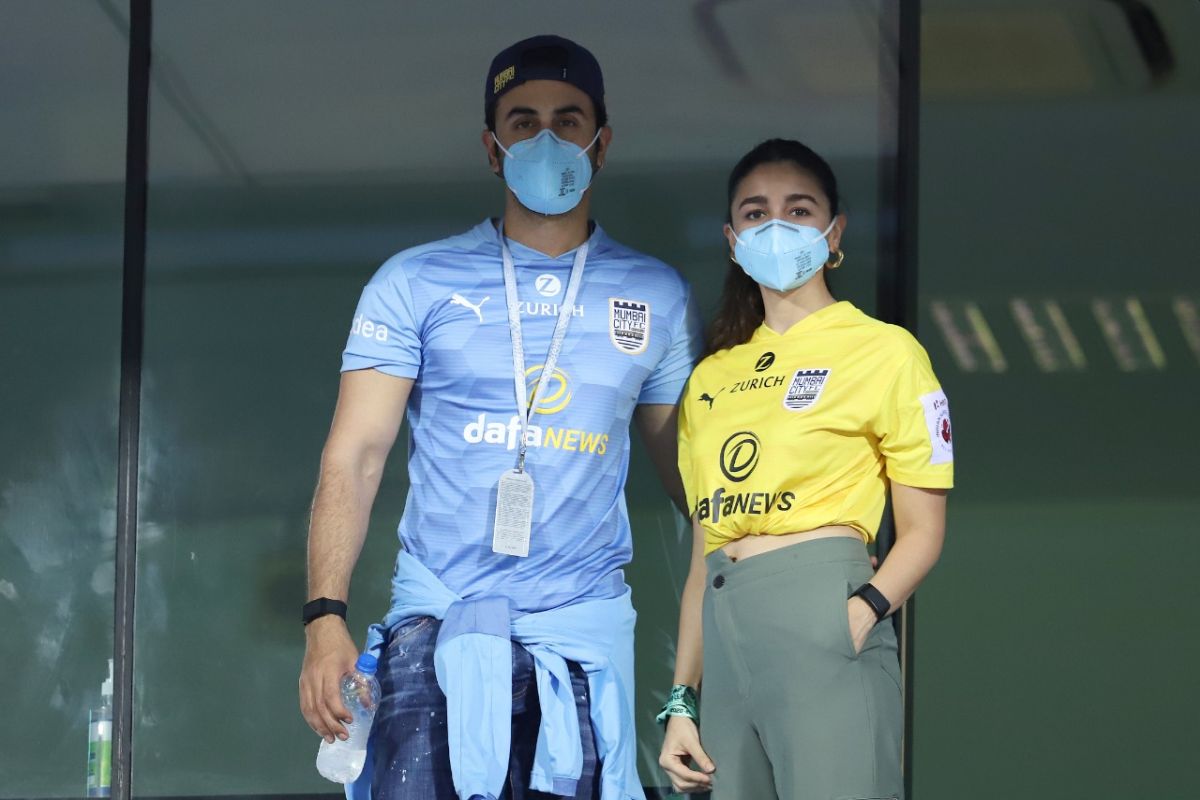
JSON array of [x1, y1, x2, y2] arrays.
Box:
[[655, 684, 699, 724]]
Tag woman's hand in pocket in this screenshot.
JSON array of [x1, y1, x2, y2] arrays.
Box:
[[847, 596, 878, 655], [659, 715, 715, 793]]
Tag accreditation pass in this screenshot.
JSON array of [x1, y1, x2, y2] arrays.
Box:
[[492, 468, 534, 557]]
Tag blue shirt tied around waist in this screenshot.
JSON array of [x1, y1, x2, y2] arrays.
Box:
[[345, 551, 643, 800]]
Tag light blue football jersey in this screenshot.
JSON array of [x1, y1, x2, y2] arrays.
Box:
[[342, 219, 702, 614]]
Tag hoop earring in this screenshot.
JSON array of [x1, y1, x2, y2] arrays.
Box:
[[826, 249, 845, 270]]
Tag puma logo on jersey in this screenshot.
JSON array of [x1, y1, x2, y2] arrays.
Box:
[[450, 293, 489, 323], [698, 388, 725, 409]]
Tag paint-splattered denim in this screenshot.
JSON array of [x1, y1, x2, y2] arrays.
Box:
[[370, 615, 601, 800]]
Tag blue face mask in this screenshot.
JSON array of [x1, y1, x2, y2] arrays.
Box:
[[732, 217, 838, 293], [493, 129, 601, 216]]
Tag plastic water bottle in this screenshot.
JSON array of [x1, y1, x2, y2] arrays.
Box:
[[86, 659, 113, 797], [315, 653, 381, 783]]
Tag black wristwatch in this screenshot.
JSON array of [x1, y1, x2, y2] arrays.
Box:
[[851, 583, 891, 623], [302, 597, 348, 626]]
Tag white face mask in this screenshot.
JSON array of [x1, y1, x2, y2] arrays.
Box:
[[732, 217, 838, 292]]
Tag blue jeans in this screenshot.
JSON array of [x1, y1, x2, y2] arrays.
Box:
[[371, 616, 601, 800]]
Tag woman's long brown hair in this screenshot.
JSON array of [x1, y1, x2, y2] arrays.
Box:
[[705, 139, 842, 356]]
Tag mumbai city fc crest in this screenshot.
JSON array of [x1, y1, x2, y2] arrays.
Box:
[[783, 368, 831, 411], [609, 298, 650, 355]]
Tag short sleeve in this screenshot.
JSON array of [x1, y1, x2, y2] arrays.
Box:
[[638, 287, 703, 405], [676, 380, 698, 516], [340, 264, 423, 379], [876, 342, 955, 489]]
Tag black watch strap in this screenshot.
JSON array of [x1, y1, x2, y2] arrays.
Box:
[[851, 583, 891, 623], [302, 597, 347, 625]]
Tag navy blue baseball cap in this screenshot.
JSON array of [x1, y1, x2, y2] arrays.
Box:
[[485, 35, 605, 121]]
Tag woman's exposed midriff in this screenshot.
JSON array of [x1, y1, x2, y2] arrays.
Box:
[[718, 524, 864, 562]]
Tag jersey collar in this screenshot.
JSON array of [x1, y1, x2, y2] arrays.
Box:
[[751, 300, 858, 341], [478, 217, 607, 266]]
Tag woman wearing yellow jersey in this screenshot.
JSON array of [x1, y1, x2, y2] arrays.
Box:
[[657, 139, 954, 799]]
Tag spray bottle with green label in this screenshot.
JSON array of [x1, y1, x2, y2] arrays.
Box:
[[86, 658, 112, 797]]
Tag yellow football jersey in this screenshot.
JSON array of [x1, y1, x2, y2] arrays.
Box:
[[678, 301, 954, 554]]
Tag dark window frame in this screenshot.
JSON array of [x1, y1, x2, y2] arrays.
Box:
[[108, 1, 922, 797]]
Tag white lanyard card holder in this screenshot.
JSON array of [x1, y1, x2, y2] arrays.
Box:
[[492, 468, 535, 557], [490, 224, 587, 557]]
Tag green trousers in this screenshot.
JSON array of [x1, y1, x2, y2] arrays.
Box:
[[701, 537, 904, 800]]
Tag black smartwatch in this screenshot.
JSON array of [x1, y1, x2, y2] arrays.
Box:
[[851, 583, 891, 623], [302, 597, 347, 626]]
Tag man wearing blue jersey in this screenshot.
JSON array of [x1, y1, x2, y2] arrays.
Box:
[[298, 35, 701, 800]]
